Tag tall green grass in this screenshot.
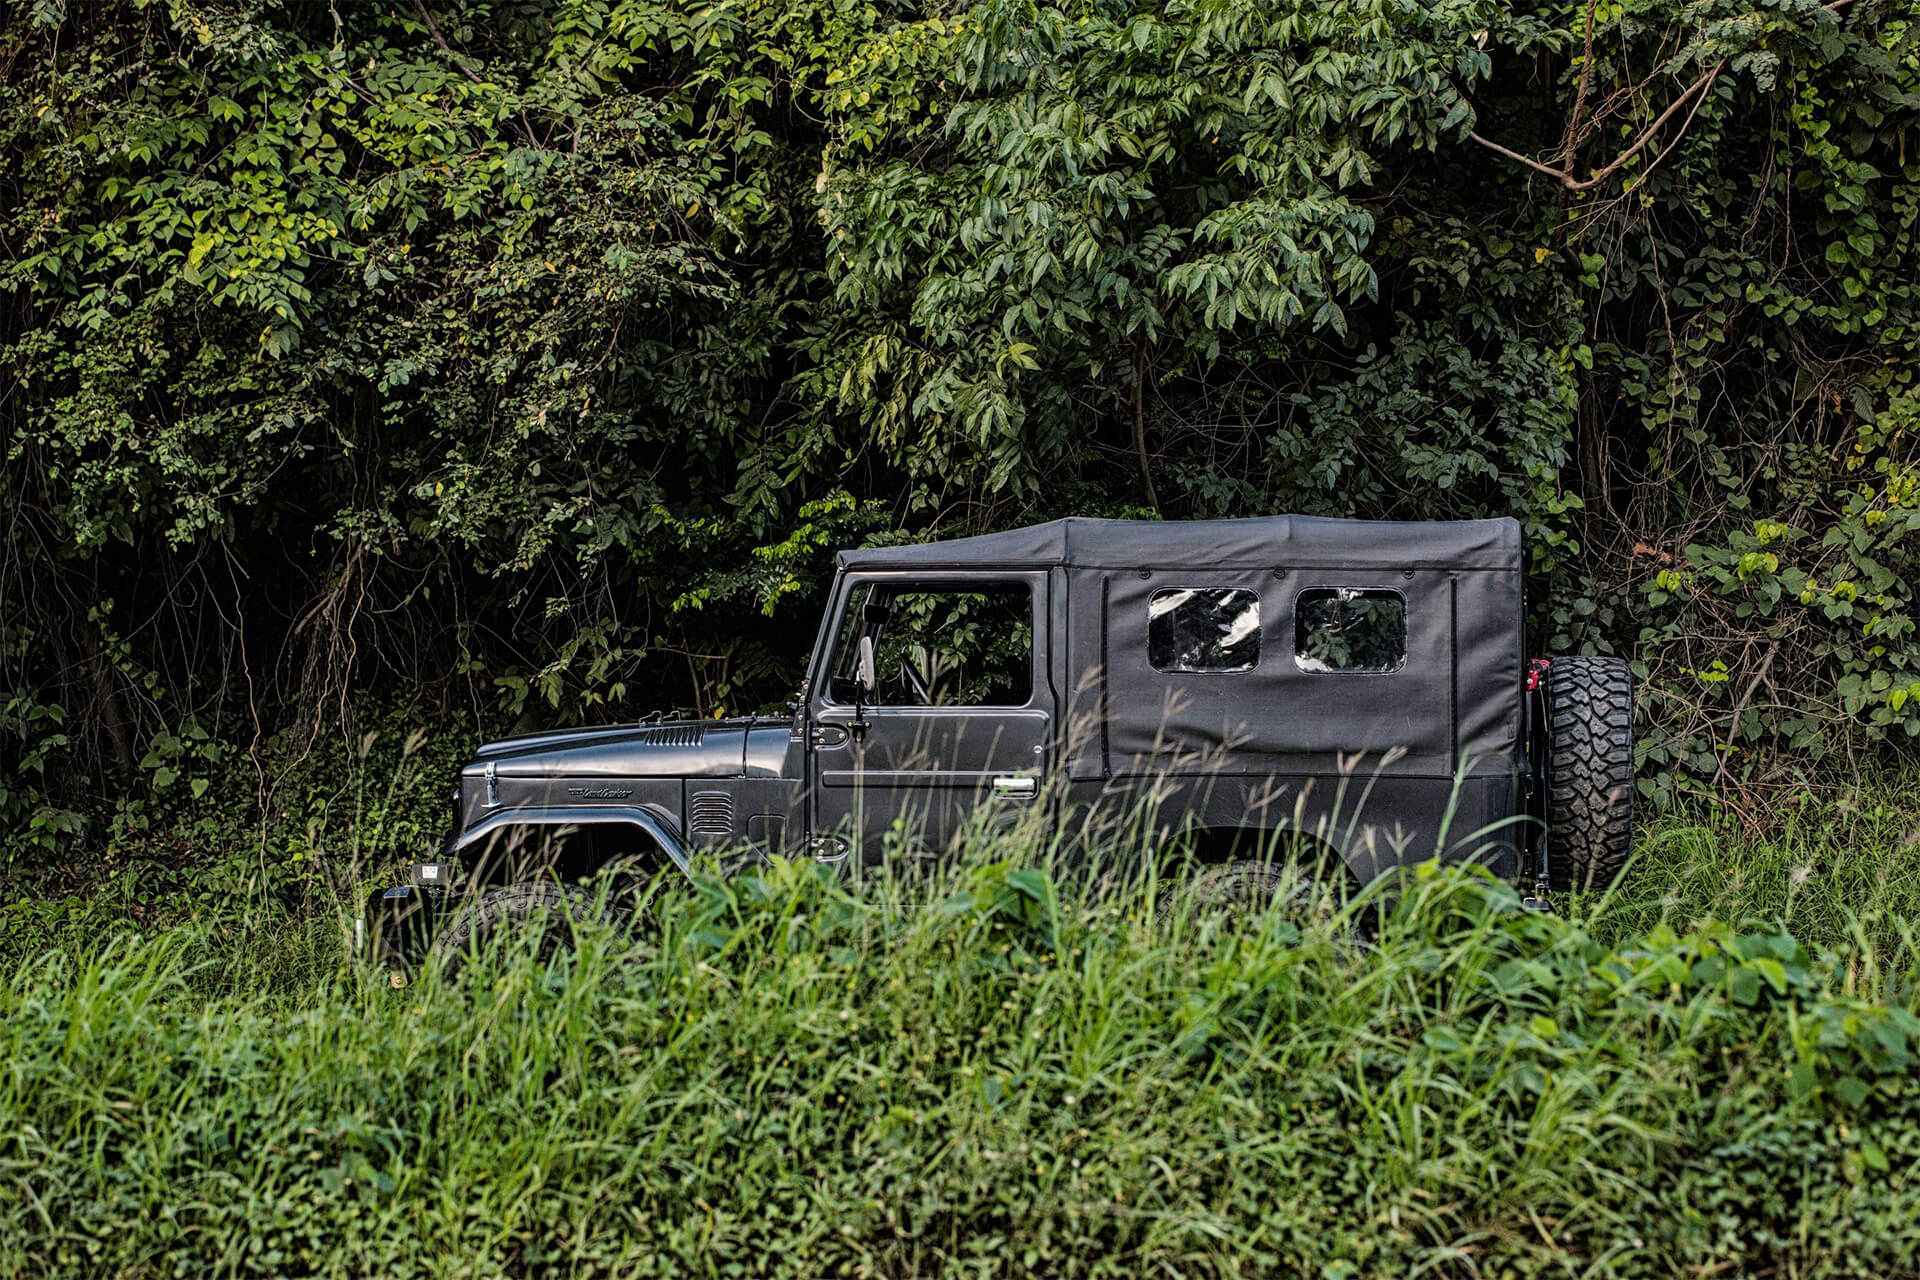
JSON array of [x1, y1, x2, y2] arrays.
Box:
[[6, 832, 1920, 1279], [1584, 771, 1920, 963]]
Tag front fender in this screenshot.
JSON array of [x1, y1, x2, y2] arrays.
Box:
[[449, 804, 694, 879]]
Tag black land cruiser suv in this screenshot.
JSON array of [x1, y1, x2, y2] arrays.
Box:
[[366, 516, 1633, 977]]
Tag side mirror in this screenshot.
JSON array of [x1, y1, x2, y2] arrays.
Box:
[[856, 634, 877, 700]]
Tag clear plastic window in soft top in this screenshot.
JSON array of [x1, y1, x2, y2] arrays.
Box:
[[1294, 587, 1406, 673], [1148, 588, 1261, 673]]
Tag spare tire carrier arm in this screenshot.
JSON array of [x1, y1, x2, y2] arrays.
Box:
[[1523, 658, 1553, 910]]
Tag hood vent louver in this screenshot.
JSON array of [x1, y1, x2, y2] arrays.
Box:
[[637, 725, 704, 747], [689, 791, 734, 837]]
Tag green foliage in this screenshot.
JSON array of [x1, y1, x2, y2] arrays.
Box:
[[0, 698, 470, 947], [4, 0, 1920, 861], [804, 0, 1506, 486], [1595, 774, 1920, 958], [0, 681, 76, 854], [1636, 478, 1920, 803], [8, 851, 1920, 1277]]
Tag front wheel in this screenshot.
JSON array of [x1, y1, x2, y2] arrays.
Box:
[[428, 882, 631, 980]]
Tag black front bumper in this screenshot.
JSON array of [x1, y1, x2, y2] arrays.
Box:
[[359, 878, 450, 985]]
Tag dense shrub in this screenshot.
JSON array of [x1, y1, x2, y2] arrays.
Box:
[[4, 0, 1919, 870], [5, 859, 1920, 1278]]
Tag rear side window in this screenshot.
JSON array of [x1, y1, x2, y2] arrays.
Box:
[[1148, 588, 1261, 673], [1294, 588, 1406, 673]]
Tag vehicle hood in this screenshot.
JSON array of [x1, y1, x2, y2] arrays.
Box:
[[469, 717, 790, 780]]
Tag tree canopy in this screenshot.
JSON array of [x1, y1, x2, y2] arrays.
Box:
[[4, 0, 1918, 852]]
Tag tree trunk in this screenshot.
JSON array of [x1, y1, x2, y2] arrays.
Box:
[[83, 617, 136, 780], [1130, 337, 1161, 514]]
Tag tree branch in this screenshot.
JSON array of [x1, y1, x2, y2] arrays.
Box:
[[410, 0, 541, 148], [1469, 61, 1722, 192], [1470, 0, 1856, 192], [1559, 0, 1602, 180], [1563, 63, 1723, 191], [1465, 128, 1579, 184], [1129, 337, 1160, 515]]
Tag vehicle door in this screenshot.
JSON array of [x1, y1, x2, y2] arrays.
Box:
[[807, 572, 1051, 865]]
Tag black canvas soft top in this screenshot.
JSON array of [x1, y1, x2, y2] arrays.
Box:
[[836, 515, 1522, 573]]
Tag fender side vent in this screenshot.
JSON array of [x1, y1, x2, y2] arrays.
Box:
[[689, 791, 734, 837], [638, 725, 703, 747]]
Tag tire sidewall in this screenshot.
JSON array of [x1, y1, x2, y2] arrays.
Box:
[[431, 883, 621, 979]]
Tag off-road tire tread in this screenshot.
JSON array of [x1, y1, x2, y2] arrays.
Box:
[[1546, 656, 1635, 891], [1156, 859, 1315, 925], [430, 882, 627, 979]]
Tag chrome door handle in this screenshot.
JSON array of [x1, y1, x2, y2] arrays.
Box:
[[991, 776, 1037, 797]]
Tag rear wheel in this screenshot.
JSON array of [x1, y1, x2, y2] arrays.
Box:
[[1545, 656, 1636, 890], [1155, 858, 1321, 926], [429, 882, 631, 979]]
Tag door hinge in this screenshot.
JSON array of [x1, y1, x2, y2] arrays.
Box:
[[809, 834, 851, 863], [809, 724, 849, 748]]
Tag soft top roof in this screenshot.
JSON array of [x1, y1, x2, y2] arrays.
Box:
[[837, 515, 1522, 573]]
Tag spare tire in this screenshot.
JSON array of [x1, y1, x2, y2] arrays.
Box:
[[1546, 656, 1636, 890]]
